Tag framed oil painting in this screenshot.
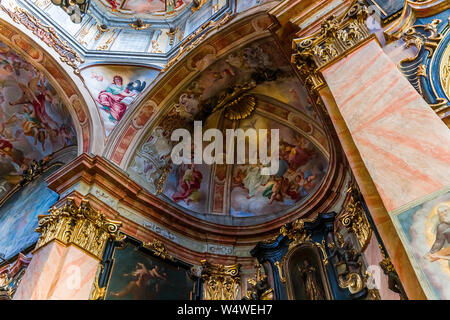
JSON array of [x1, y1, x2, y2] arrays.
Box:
[[393, 190, 450, 300], [100, 236, 200, 300]]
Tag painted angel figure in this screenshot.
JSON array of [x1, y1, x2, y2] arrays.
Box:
[[110, 262, 167, 299], [97, 75, 136, 122], [10, 75, 60, 132]]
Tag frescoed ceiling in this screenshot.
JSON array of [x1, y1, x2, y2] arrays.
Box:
[[16, 0, 231, 61], [0, 0, 339, 229], [0, 40, 77, 197], [126, 36, 332, 226]]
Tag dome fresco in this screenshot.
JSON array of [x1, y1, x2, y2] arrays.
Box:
[[127, 37, 330, 225], [0, 41, 77, 197]]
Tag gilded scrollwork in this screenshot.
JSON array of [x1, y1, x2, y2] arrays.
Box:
[[314, 240, 329, 266], [400, 19, 443, 64], [0, 253, 32, 300], [292, 0, 371, 92], [338, 187, 372, 251], [280, 219, 311, 250], [34, 197, 122, 260], [338, 272, 364, 294], [243, 263, 274, 300], [0, 4, 84, 75], [90, 274, 106, 300], [274, 261, 286, 283], [200, 259, 241, 300], [142, 239, 174, 261], [397, 17, 450, 125]]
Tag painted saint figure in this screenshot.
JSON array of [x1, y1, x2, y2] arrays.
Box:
[[298, 260, 325, 300], [97, 75, 135, 122], [425, 204, 450, 262]]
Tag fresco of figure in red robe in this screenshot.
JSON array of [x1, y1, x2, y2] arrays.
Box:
[[96, 75, 136, 123], [172, 163, 203, 205], [0, 41, 76, 196]]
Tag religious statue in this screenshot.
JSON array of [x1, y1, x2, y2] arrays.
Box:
[[298, 260, 325, 300]]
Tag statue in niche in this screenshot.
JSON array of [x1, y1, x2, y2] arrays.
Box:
[[297, 260, 325, 300]]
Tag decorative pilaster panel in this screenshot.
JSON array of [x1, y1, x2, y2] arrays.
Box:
[[200, 260, 241, 300]]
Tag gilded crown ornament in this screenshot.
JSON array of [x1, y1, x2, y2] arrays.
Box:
[[34, 197, 123, 260]]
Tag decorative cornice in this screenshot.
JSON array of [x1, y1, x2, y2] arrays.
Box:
[[161, 12, 235, 72], [291, 0, 371, 92], [200, 259, 241, 300], [0, 3, 84, 75], [384, 0, 450, 42], [35, 197, 123, 260]]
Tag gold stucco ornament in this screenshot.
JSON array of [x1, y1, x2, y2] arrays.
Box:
[[34, 197, 122, 260]]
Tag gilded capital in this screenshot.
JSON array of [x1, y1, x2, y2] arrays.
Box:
[[291, 0, 371, 91], [35, 197, 122, 260], [200, 259, 241, 300]]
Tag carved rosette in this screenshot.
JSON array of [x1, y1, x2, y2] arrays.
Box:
[[339, 188, 372, 251], [200, 260, 241, 300], [291, 0, 371, 91], [35, 197, 122, 260]]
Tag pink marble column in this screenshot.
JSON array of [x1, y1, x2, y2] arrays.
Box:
[[318, 38, 450, 299], [13, 241, 99, 300]]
